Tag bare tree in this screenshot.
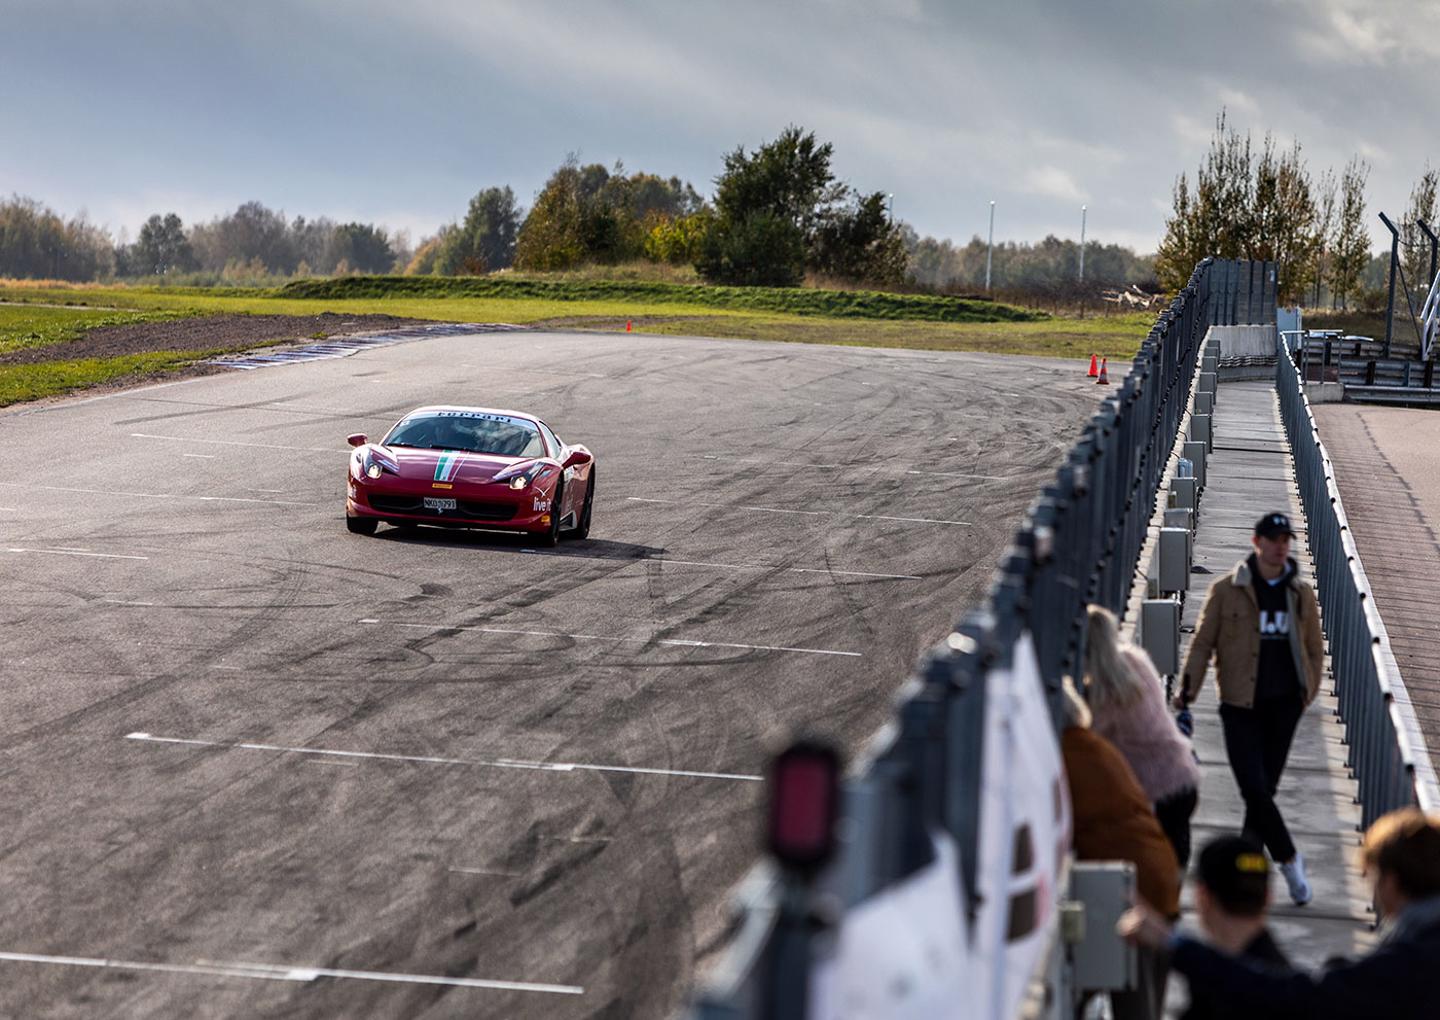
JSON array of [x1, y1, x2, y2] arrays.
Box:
[[1401, 166, 1438, 304], [1311, 168, 1337, 306], [1251, 135, 1318, 303], [1330, 157, 1372, 311]]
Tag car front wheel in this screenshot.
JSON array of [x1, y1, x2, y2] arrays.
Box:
[[346, 515, 378, 535], [538, 483, 563, 547], [570, 470, 595, 541]]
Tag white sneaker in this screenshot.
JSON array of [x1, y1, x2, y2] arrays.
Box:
[[1280, 852, 1313, 906]]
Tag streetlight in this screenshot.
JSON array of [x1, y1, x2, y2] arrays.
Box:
[[1079, 205, 1087, 283], [886, 193, 894, 225], [986, 200, 995, 294]]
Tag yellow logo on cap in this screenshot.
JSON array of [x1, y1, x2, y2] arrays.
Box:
[[1236, 853, 1268, 873]]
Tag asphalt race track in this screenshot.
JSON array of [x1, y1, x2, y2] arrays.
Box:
[[0, 329, 1101, 1018]]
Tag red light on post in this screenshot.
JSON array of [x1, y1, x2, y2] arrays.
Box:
[[766, 739, 841, 874]]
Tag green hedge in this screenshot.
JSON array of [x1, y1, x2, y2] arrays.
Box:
[[275, 275, 1044, 324]]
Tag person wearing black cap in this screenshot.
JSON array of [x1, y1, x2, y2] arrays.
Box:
[[1176, 511, 1325, 906], [1180, 834, 1290, 1019], [1119, 809, 1440, 1019]]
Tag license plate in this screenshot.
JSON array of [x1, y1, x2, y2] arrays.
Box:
[[423, 497, 457, 511]]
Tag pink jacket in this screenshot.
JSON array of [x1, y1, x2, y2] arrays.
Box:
[[1091, 646, 1201, 804]]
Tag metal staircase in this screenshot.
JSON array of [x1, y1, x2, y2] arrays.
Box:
[[1422, 264, 1440, 362]]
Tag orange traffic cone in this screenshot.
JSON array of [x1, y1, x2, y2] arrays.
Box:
[[626, 320, 633, 333], [1087, 353, 1099, 378], [1096, 357, 1110, 385]]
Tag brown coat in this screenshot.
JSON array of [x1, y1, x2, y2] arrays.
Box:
[[1062, 726, 1181, 918], [1180, 557, 1324, 709]]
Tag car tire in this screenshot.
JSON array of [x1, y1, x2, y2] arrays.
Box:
[[539, 483, 563, 548], [570, 469, 595, 541], [346, 515, 378, 535]]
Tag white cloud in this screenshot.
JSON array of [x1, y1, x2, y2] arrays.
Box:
[[1020, 166, 1087, 203], [1217, 88, 1261, 118]]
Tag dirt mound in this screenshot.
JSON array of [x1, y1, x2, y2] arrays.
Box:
[[0, 312, 433, 365]]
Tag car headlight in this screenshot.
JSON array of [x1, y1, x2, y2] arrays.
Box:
[[366, 461, 383, 479], [495, 460, 546, 489]]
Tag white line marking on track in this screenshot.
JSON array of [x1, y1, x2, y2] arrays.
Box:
[[125, 732, 762, 782], [5, 548, 148, 561], [449, 866, 524, 877], [625, 497, 970, 527], [516, 549, 920, 581], [369, 619, 861, 658], [101, 598, 155, 606], [129, 432, 344, 454], [0, 950, 583, 994], [0, 507, 15, 511], [0, 482, 314, 507], [181, 453, 216, 459]]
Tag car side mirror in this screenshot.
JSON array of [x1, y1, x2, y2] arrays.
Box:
[[347, 433, 367, 447], [563, 449, 593, 468]]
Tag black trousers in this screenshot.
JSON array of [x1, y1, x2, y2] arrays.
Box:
[[1154, 786, 1199, 871], [1219, 695, 1305, 862]]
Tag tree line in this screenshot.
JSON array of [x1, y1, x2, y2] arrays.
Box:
[[1157, 110, 1436, 309], [17, 118, 1418, 300], [0, 196, 410, 283]]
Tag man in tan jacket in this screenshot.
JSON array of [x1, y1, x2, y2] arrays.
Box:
[[1177, 511, 1325, 906]]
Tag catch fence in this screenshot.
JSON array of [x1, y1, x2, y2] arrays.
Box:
[[688, 258, 1275, 1019]]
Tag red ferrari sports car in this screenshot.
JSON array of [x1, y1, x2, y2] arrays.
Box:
[[344, 405, 595, 545]]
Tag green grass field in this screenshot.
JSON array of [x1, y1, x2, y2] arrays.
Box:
[[0, 278, 1156, 408]]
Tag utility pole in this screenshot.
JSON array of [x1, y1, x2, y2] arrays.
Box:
[[986, 201, 995, 294], [1078, 205, 1087, 282]]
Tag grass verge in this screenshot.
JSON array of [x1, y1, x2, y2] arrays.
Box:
[[0, 304, 180, 357], [0, 351, 213, 406], [0, 281, 1155, 409]]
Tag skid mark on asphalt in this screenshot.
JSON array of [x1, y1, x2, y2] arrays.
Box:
[[362, 618, 861, 658], [124, 732, 762, 782], [625, 496, 971, 526], [129, 431, 346, 454], [517, 549, 922, 581], [0, 481, 314, 507], [700, 453, 1010, 481], [0, 950, 582, 995]]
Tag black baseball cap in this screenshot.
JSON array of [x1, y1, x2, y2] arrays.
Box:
[[1196, 834, 1270, 916], [1254, 512, 1296, 539]]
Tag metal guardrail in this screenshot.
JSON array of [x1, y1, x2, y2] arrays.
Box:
[[686, 258, 1269, 1019], [1276, 338, 1440, 823]]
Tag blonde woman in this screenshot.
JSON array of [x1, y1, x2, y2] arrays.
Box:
[[1085, 604, 1201, 869]]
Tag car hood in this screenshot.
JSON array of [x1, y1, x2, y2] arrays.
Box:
[[372, 446, 535, 484]]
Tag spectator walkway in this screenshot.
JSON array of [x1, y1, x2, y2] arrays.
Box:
[[1129, 380, 1376, 1012]]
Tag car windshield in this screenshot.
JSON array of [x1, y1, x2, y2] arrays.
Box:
[[384, 412, 546, 458]]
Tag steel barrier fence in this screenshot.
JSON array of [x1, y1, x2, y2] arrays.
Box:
[[1276, 341, 1440, 823], [686, 258, 1267, 1019]]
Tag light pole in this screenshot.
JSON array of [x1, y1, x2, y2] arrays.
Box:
[[986, 200, 995, 294], [886, 193, 894, 225], [1079, 205, 1087, 282]]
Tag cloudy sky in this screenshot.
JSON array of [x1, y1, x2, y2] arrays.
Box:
[[3, 0, 1436, 252]]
